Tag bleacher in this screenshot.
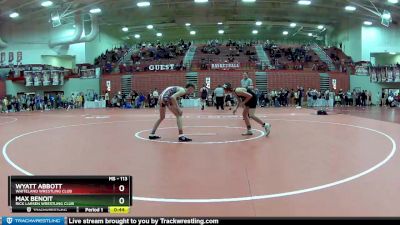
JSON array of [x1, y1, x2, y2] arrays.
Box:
[[125, 42, 190, 73], [191, 41, 259, 71], [264, 43, 327, 71], [324, 47, 354, 72]]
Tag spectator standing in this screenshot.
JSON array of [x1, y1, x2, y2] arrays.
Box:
[[153, 88, 159, 107], [105, 92, 110, 107], [200, 84, 208, 110], [2, 97, 8, 113], [297, 87, 304, 108], [81, 94, 85, 108], [214, 85, 225, 110]]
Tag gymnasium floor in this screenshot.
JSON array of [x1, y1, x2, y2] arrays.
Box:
[[0, 107, 399, 217]]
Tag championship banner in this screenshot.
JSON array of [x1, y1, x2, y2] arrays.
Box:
[[17, 51, 22, 63], [211, 63, 240, 70], [43, 72, 50, 86], [148, 64, 175, 71], [355, 66, 369, 76], [33, 73, 42, 86], [0, 52, 5, 64], [25, 73, 33, 87], [383, 67, 388, 82], [9, 52, 14, 63], [60, 73, 65, 85], [387, 67, 394, 82], [52, 72, 59, 86], [378, 68, 386, 82], [370, 68, 378, 83], [395, 67, 400, 82]]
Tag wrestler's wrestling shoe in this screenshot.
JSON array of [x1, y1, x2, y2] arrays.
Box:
[[264, 123, 272, 137], [179, 136, 192, 142], [149, 134, 161, 140]]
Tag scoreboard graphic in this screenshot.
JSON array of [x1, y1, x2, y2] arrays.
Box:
[[8, 176, 132, 213]]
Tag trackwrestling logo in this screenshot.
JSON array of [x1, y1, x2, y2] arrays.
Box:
[[2, 217, 65, 225]]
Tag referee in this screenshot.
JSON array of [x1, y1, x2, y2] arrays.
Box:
[[241, 72, 254, 117], [214, 85, 225, 110], [241, 72, 254, 89]]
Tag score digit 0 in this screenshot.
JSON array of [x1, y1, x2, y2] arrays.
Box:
[[119, 185, 125, 192], [119, 197, 125, 205]]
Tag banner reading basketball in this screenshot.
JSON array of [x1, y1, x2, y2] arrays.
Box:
[[211, 63, 240, 70]]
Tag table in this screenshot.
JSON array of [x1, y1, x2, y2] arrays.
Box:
[[84, 100, 106, 109]]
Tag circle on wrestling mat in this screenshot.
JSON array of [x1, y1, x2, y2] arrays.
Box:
[[134, 126, 265, 144]]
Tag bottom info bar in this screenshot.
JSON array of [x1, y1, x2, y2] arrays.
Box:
[[1, 217, 220, 225], [67, 218, 220, 225]]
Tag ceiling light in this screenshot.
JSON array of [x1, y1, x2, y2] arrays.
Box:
[[218, 30, 224, 34], [9, 12, 19, 18], [364, 21, 373, 26], [89, 8, 102, 14], [156, 32, 162, 37], [382, 11, 392, 20], [41, 1, 53, 7], [252, 30, 258, 34], [51, 16, 60, 21], [283, 31, 289, 35], [298, 0, 311, 5], [194, 0, 208, 3], [290, 23, 297, 27], [190, 31, 196, 35], [318, 25, 324, 29], [242, 0, 256, 2], [217, 22, 223, 25], [134, 34, 140, 39], [122, 27, 129, 32], [137, 1, 151, 7], [308, 33, 313, 36], [255, 21, 262, 26], [185, 23, 191, 26], [147, 25, 154, 29], [345, 6, 356, 11], [388, 0, 398, 3]]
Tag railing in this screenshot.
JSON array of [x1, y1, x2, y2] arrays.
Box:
[[117, 46, 138, 65], [311, 43, 336, 71], [255, 44, 271, 70], [183, 45, 197, 68]]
